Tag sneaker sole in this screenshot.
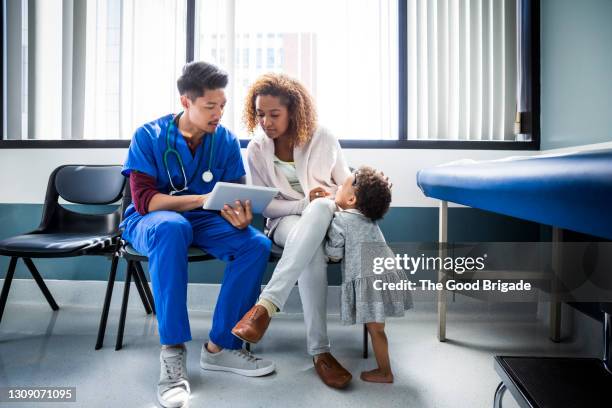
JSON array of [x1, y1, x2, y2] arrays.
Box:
[[157, 391, 189, 408], [200, 362, 276, 377]]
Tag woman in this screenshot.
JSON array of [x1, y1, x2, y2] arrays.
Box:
[[231, 73, 352, 389]]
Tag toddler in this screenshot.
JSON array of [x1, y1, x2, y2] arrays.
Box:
[[325, 166, 412, 383]]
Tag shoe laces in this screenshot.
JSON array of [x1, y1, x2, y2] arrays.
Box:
[[162, 351, 186, 382], [231, 348, 260, 363]]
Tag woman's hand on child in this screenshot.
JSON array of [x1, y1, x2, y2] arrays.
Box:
[[309, 187, 330, 201]]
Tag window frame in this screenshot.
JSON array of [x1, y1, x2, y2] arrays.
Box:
[[0, 0, 540, 150]]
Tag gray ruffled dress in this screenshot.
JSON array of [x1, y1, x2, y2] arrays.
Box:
[[325, 209, 413, 325]]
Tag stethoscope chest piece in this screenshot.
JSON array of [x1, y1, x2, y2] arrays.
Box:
[[202, 170, 214, 183]]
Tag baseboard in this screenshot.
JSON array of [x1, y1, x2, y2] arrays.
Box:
[[1, 278, 339, 314], [1, 278, 543, 317]]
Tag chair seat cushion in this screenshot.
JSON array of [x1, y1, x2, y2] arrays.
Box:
[[270, 243, 283, 260], [0, 232, 117, 256], [123, 243, 213, 261]]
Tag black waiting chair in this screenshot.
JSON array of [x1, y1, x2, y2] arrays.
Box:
[[0, 165, 151, 330]]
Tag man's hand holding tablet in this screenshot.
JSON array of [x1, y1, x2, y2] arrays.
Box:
[[204, 183, 278, 229], [220, 200, 253, 230]]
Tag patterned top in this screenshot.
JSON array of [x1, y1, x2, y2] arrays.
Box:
[[325, 209, 413, 325]]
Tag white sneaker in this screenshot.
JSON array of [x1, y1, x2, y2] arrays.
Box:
[[200, 343, 276, 377], [158, 346, 190, 408]]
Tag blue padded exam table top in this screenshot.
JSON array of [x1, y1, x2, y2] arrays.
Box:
[[416, 149, 612, 240]]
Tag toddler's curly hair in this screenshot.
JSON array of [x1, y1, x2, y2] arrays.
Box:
[[242, 73, 317, 147], [354, 166, 392, 221]]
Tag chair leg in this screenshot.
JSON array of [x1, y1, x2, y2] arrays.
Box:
[[116, 262, 133, 350], [95, 253, 119, 350], [363, 324, 369, 359], [23, 258, 59, 311], [131, 262, 152, 315], [0, 257, 18, 324], [134, 261, 155, 314]]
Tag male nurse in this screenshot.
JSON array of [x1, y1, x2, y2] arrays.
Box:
[[120, 61, 274, 408]]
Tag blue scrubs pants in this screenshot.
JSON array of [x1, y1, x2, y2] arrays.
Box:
[[122, 209, 271, 349]]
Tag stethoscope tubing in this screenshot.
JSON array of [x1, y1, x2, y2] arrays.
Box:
[[163, 113, 214, 195]]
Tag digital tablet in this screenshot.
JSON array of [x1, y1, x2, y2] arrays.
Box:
[[203, 182, 279, 213]]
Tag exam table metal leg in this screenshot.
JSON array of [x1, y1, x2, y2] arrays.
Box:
[[550, 228, 562, 342], [363, 324, 369, 359], [438, 201, 448, 342]]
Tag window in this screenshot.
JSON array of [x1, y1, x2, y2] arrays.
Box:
[[196, 0, 398, 140], [2, 0, 538, 148], [242, 48, 249, 68], [266, 48, 274, 69], [256, 48, 262, 69]]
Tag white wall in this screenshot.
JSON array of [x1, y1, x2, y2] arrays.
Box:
[[0, 148, 534, 206], [540, 0, 612, 150], [1, 141, 610, 205]]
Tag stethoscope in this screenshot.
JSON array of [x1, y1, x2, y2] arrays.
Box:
[[163, 112, 215, 195]]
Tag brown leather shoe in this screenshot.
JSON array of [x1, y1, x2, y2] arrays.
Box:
[[313, 353, 352, 389], [231, 305, 271, 344]]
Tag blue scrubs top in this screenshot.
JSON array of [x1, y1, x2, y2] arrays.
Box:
[[121, 113, 246, 223]]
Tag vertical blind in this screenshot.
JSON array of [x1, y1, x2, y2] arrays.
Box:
[[407, 0, 517, 141]]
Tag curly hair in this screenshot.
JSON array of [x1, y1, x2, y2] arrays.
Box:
[[242, 73, 317, 147], [354, 166, 392, 221]]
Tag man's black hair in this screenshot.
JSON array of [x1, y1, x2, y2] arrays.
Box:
[[177, 61, 228, 100]]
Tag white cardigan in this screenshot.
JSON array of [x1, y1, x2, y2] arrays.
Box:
[[247, 126, 351, 233]]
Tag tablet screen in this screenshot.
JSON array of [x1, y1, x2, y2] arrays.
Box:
[[203, 182, 279, 213]]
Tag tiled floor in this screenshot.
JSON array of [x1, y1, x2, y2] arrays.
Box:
[[0, 302, 601, 408]]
